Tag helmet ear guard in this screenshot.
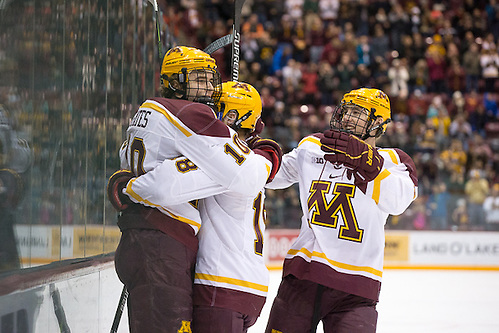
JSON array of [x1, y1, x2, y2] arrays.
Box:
[[369, 117, 392, 139]]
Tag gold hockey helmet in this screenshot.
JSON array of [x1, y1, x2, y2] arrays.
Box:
[[217, 81, 262, 131], [160, 46, 221, 104], [331, 88, 391, 139]]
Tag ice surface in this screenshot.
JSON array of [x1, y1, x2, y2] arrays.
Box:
[[249, 269, 499, 333]]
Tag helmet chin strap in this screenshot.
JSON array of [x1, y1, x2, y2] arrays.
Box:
[[233, 111, 252, 130], [194, 96, 216, 109], [362, 118, 392, 140]]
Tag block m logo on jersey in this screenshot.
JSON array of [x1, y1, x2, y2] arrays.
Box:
[[307, 181, 364, 242]]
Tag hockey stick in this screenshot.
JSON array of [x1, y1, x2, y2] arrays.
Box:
[[50, 283, 71, 333], [110, 285, 129, 333], [148, 0, 162, 63], [203, 33, 233, 55], [230, 0, 245, 81], [148, 0, 167, 87]]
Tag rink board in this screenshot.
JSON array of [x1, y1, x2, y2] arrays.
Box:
[[265, 229, 499, 270]]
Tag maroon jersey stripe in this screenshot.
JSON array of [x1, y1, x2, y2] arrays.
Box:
[[394, 148, 418, 186], [284, 256, 382, 302], [193, 284, 266, 317], [151, 97, 231, 138]]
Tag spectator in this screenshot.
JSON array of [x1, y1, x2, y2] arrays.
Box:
[[317, 61, 336, 106], [388, 2, 409, 51], [388, 58, 409, 99], [483, 183, 499, 231], [469, 103, 488, 136], [411, 32, 427, 64], [426, 180, 450, 230], [306, 14, 325, 63], [426, 49, 447, 93], [440, 139, 467, 182], [300, 62, 319, 106], [467, 133, 493, 172], [410, 58, 429, 93], [427, 95, 451, 149], [462, 43, 482, 93], [370, 23, 390, 62], [408, 89, 429, 124], [446, 58, 466, 95], [271, 44, 293, 75], [242, 13, 266, 40], [480, 43, 499, 92], [286, 0, 305, 22], [282, 58, 303, 89], [484, 92, 498, 119], [464, 169, 490, 230], [335, 53, 355, 95], [451, 198, 469, 230], [448, 113, 473, 147], [318, 0, 339, 22], [356, 35, 371, 66], [449, 91, 466, 116]]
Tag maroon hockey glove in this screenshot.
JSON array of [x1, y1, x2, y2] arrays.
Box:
[[321, 129, 384, 187], [0, 169, 23, 208], [247, 136, 283, 183], [246, 119, 265, 142], [107, 170, 134, 211]]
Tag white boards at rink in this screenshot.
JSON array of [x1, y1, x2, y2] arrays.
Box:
[[265, 229, 499, 270], [13, 225, 499, 270]]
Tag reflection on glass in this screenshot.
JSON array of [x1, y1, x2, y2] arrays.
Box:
[[0, 0, 160, 272]]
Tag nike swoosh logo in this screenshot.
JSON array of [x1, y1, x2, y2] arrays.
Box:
[[329, 174, 341, 179]]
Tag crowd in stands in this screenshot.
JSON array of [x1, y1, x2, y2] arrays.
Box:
[[169, 0, 499, 231], [1, 0, 499, 232]]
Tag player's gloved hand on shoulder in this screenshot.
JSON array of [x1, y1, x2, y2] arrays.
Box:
[[107, 170, 134, 211], [247, 136, 283, 183], [249, 118, 265, 138], [321, 129, 384, 187]]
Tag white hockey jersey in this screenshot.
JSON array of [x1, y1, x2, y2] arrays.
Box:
[[122, 152, 270, 317], [119, 97, 271, 236], [267, 134, 418, 301]]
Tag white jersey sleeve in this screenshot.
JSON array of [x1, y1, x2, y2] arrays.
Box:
[[124, 156, 227, 207], [120, 98, 271, 198], [376, 148, 419, 215], [265, 135, 318, 189]]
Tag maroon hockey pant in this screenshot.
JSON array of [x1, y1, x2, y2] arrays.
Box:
[[115, 229, 197, 333], [265, 275, 378, 333], [192, 305, 258, 333]]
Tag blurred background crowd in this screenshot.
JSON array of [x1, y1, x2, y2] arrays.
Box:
[[0, 0, 499, 240]]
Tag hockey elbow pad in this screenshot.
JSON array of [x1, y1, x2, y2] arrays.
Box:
[[107, 169, 134, 211]]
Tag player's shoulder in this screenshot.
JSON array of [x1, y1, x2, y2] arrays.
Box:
[[145, 97, 215, 118], [142, 98, 230, 137], [378, 147, 418, 184], [378, 147, 414, 166], [296, 133, 323, 150]]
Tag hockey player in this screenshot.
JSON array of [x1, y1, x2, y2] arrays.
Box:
[[113, 81, 281, 332], [264, 88, 418, 333], [107, 48, 278, 332], [0, 104, 32, 273]]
